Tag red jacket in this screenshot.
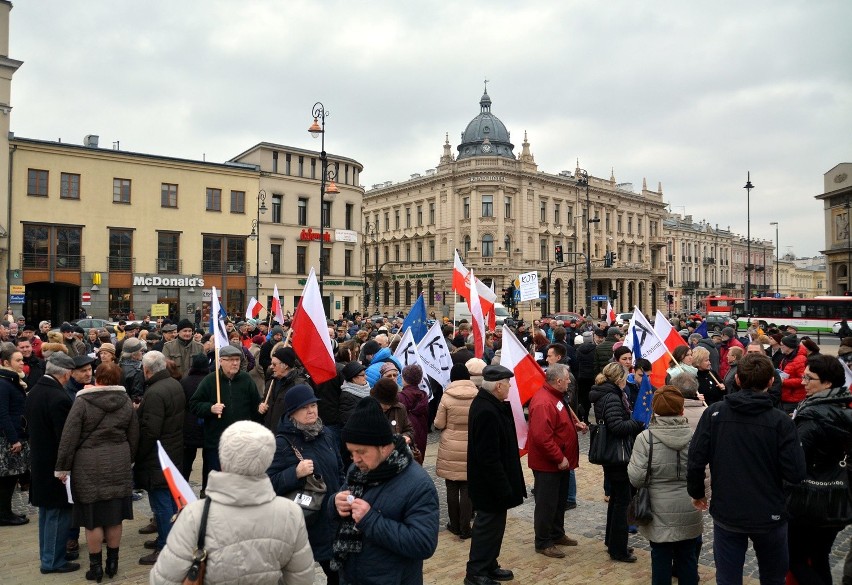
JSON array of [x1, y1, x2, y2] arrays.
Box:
[[780, 346, 807, 404], [527, 382, 579, 472]]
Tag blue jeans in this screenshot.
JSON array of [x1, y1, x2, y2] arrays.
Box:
[[148, 489, 177, 550], [38, 506, 73, 570], [650, 538, 699, 585], [713, 522, 788, 585], [567, 469, 577, 505]]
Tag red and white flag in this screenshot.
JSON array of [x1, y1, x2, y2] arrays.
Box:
[[469, 269, 485, 359], [291, 268, 336, 384], [271, 284, 285, 324], [245, 297, 264, 320], [624, 307, 670, 389], [500, 326, 545, 454], [606, 301, 617, 325], [486, 281, 497, 331], [451, 250, 497, 315], [158, 440, 196, 510], [654, 309, 688, 353]]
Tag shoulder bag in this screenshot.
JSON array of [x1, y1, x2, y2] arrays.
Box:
[[627, 429, 653, 525], [588, 395, 633, 466], [183, 497, 211, 585], [280, 436, 327, 528], [786, 454, 852, 527]]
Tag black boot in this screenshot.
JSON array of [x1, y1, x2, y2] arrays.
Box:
[[105, 547, 119, 578], [86, 552, 103, 583]]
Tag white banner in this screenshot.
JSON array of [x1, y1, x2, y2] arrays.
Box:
[[518, 271, 539, 302], [392, 328, 432, 399], [416, 321, 453, 388]]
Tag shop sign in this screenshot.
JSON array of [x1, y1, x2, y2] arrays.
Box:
[[298, 228, 331, 242], [151, 303, 169, 317], [335, 229, 357, 243], [390, 273, 434, 280], [9, 285, 25, 295], [469, 175, 505, 183], [133, 275, 205, 287]]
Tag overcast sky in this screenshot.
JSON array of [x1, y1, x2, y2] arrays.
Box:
[[8, 0, 852, 257]]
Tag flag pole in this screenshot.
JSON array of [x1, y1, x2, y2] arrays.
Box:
[[214, 343, 222, 419]]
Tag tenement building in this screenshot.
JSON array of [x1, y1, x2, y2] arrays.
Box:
[[362, 89, 669, 318]]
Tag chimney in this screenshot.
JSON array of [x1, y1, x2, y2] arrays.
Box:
[[83, 135, 99, 148]]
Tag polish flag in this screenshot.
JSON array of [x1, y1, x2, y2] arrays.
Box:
[[158, 440, 196, 510], [271, 284, 285, 324], [291, 268, 336, 384], [245, 297, 264, 319], [451, 250, 497, 316], [469, 269, 485, 359], [500, 326, 545, 454], [654, 309, 688, 353], [624, 307, 670, 389], [606, 301, 617, 325], [486, 281, 497, 331]]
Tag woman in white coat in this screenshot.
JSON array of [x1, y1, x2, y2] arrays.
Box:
[[150, 421, 315, 585]]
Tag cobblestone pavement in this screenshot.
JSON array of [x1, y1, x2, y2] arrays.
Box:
[[3, 428, 848, 584]]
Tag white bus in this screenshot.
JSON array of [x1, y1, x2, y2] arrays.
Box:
[[735, 296, 851, 333]]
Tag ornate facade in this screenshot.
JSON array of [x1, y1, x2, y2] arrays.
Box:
[[816, 162, 852, 294]]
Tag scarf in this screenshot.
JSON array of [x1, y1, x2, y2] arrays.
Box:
[[0, 365, 26, 391], [341, 380, 371, 399], [291, 417, 324, 440], [330, 435, 411, 571]]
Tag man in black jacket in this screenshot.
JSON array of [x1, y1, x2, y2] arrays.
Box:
[[465, 365, 526, 585], [687, 353, 806, 584]]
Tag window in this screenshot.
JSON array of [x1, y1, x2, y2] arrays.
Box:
[[417, 205, 423, 226], [637, 218, 643, 234], [617, 215, 623, 233], [394, 245, 400, 262], [230, 190, 245, 213], [298, 156, 304, 177], [202, 236, 222, 272], [60, 173, 80, 200], [113, 178, 131, 203], [384, 245, 389, 263], [109, 288, 131, 318], [406, 207, 411, 228], [22, 224, 81, 269], [463, 197, 470, 219], [505, 235, 511, 257], [429, 202, 435, 224], [463, 236, 471, 255], [271, 244, 281, 273], [554, 203, 560, 224], [405, 244, 411, 262], [161, 183, 178, 208], [344, 249, 352, 276], [285, 154, 291, 175], [272, 151, 278, 173], [429, 240, 435, 261], [567, 206, 573, 224], [395, 209, 400, 229], [298, 198, 308, 226], [345, 203, 354, 230], [482, 234, 494, 257], [22, 225, 48, 267], [321, 247, 330, 275], [157, 232, 180, 273], [384, 212, 390, 231], [108, 229, 133, 271], [311, 158, 316, 179], [27, 169, 48, 196], [482, 195, 493, 217], [417, 242, 423, 262], [627, 216, 633, 234], [322, 201, 332, 228], [505, 196, 512, 219], [203, 235, 246, 273], [206, 188, 221, 211], [272, 195, 282, 223], [540, 239, 548, 261], [296, 246, 307, 274], [540, 201, 546, 223], [605, 213, 611, 231], [54, 227, 81, 268]]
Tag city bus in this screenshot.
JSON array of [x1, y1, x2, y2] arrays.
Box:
[[735, 296, 852, 333], [703, 295, 742, 317]]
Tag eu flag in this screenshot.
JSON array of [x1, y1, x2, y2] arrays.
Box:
[[631, 326, 654, 427], [694, 320, 708, 338], [402, 293, 428, 343]]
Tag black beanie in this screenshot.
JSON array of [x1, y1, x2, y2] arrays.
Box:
[[450, 363, 470, 381], [342, 397, 393, 446]]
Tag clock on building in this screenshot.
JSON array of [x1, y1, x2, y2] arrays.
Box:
[[481, 143, 492, 153]]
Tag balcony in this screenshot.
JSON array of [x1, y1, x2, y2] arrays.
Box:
[[702, 257, 715, 265], [108, 256, 135, 272], [682, 281, 699, 291], [21, 253, 84, 271], [201, 260, 250, 275], [649, 236, 666, 248]]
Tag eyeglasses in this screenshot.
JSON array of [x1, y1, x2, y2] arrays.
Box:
[[802, 374, 818, 382]]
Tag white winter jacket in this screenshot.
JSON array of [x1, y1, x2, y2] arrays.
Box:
[[150, 470, 315, 585]]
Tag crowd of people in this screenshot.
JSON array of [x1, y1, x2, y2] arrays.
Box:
[[0, 308, 851, 585]]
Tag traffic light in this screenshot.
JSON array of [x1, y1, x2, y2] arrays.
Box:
[[604, 251, 612, 268], [503, 286, 516, 308], [555, 244, 564, 263], [667, 294, 674, 304], [610, 252, 617, 266], [611, 289, 618, 300]]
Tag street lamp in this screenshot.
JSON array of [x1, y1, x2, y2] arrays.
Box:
[[309, 102, 340, 298], [576, 169, 599, 317], [770, 221, 779, 297], [744, 172, 754, 314], [248, 190, 267, 299], [364, 221, 380, 314]]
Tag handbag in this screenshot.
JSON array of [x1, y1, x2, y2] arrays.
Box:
[[281, 437, 327, 528], [182, 497, 211, 585], [588, 396, 634, 466], [785, 454, 852, 527], [627, 429, 653, 525]]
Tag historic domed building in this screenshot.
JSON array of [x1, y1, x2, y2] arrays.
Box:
[[362, 88, 670, 319]]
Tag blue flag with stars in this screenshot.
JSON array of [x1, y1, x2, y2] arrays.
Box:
[[694, 319, 708, 339], [402, 293, 428, 344], [631, 326, 654, 427]]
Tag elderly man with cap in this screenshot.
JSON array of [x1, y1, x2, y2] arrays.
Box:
[[162, 319, 204, 377], [25, 352, 81, 574], [64, 355, 94, 401], [115, 321, 141, 354], [119, 337, 145, 402], [465, 364, 527, 585], [151, 420, 315, 585], [189, 344, 266, 474], [778, 334, 807, 414], [151, 322, 176, 352], [331, 396, 439, 584], [59, 322, 86, 357], [262, 347, 307, 431]]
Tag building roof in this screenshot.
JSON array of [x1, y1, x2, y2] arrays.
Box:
[[456, 88, 515, 161]]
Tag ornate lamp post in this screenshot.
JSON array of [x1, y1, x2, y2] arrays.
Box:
[[309, 103, 340, 298], [576, 169, 599, 316], [744, 172, 754, 314], [248, 190, 267, 299], [769, 221, 779, 297]]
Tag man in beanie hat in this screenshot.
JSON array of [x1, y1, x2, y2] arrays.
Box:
[[688, 354, 805, 583], [262, 347, 307, 431], [189, 344, 266, 476], [162, 318, 204, 377], [627, 386, 703, 584], [152, 420, 316, 585], [778, 334, 807, 413], [465, 365, 526, 585], [332, 397, 439, 584]]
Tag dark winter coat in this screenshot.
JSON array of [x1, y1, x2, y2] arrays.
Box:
[[264, 368, 307, 431], [119, 357, 145, 401], [135, 369, 185, 491], [313, 362, 343, 426], [687, 389, 806, 532], [24, 375, 73, 508], [590, 381, 644, 480], [55, 385, 139, 504], [180, 368, 208, 449], [162, 338, 205, 377], [467, 388, 527, 513], [190, 369, 262, 450], [22, 355, 45, 389], [576, 341, 597, 381], [697, 368, 725, 405], [398, 385, 429, 456], [267, 417, 344, 562], [594, 335, 618, 376], [0, 368, 27, 444]]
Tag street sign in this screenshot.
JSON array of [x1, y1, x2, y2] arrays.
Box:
[[774, 293, 781, 298], [539, 294, 548, 299], [513, 289, 521, 302], [591, 295, 609, 301], [9, 294, 24, 304], [81, 292, 92, 306]]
